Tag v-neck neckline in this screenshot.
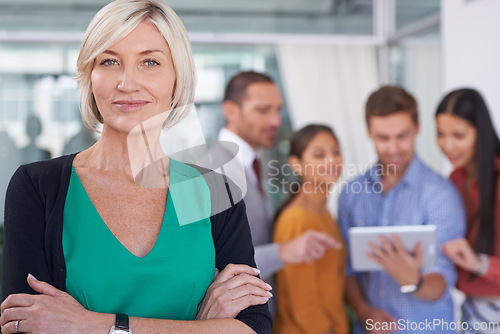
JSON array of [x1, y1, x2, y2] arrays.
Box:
[[70, 165, 171, 260]]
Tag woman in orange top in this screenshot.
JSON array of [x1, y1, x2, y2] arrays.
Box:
[[436, 88, 500, 333], [273, 124, 347, 334]]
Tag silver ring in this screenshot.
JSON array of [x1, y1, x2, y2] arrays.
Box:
[[15, 319, 20, 333]]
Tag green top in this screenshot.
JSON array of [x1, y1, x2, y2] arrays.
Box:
[[63, 159, 215, 320]]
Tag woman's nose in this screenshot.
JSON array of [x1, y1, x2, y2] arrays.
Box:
[[441, 137, 455, 154], [117, 67, 141, 93]]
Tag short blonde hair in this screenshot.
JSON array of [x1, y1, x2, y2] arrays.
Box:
[[76, 0, 196, 130]]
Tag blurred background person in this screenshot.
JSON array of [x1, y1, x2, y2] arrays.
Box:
[[20, 115, 51, 164], [62, 122, 98, 156], [339, 86, 465, 334], [273, 124, 346, 334], [0, 131, 20, 238], [219, 72, 339, 316], [436, 88, 500, 334]]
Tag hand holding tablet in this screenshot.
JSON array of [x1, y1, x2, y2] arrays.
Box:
[[348, 225, 436, 272]]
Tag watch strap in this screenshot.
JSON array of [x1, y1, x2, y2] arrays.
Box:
[[115, 313, 129, 330], [415, 274, 424, 291]]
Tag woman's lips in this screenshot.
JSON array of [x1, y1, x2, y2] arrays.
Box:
[[113, 100, 150, 112], [448, 156, 463, 165], [445, 153, 460, 161]]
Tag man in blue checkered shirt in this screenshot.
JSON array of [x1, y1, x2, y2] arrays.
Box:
[[339, 86, 466, 334]]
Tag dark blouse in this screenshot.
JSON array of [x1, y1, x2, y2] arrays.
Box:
[[2, 153, 271, 333]]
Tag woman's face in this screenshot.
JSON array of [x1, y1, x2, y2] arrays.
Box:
[[91, 21, 175, 134], [295, 131, 343, 186], [436, 113, 477, 170]]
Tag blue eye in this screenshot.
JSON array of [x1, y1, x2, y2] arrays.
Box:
[[144, 59, 160, 67], [100, 59, 118, 66]]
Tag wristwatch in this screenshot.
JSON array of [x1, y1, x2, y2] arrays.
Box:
[[109, 313, 132, 334], [474, 253, 489, 276], [399, 275, 423, 293]]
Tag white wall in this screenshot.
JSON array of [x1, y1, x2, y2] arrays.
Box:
[[403, 45, 443, 172], [442, 0, 500, 133], [441, 0, 499, 313]]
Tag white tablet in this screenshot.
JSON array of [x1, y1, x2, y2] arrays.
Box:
[[348, 225, 436, 272]]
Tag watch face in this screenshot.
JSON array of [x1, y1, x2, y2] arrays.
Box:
[[399, 284, 417, 293]]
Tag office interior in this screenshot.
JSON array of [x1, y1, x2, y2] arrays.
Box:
[[0, 0, 498, 307]]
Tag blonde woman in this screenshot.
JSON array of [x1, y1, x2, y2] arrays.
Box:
[[0, 1, 271, 333]]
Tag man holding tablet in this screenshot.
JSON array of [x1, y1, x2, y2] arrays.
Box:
[[338, 86, 466, 334]]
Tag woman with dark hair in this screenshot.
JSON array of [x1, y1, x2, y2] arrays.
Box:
[[273, 124, 346, 334], [436, 88, 500, 332]]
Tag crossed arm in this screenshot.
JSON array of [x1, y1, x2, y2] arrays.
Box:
[[1, 264, 272, 334], [1, 166, 272, 334]]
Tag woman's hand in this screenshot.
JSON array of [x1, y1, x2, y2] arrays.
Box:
[[0, 274, 108, 334], [196, 264, 272, 320], [442, 238, 482, 273], [279, 230, 341, 264]]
